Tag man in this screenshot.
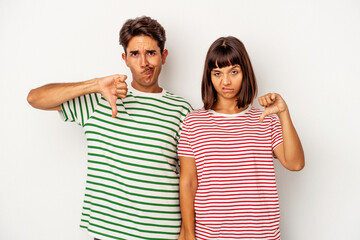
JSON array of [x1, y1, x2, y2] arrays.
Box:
[[27, 16, 192, 240]]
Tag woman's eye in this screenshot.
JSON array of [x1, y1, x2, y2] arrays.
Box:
[[232, 70, 238, 74], [214, 72, 220, 77]]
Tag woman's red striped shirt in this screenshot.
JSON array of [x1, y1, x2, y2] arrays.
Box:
[[178, 105, 283, 239]]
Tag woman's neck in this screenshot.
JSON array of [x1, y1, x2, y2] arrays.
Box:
[[212, 99, 248, 114]]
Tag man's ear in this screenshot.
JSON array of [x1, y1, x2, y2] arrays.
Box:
[[122, 53, 128, 66], [161, 49, 168, 64]]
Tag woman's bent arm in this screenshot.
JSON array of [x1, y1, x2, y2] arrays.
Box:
[[259, 93, 305, 171]]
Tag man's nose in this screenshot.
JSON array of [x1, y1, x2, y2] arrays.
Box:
[[140, 54, 149, 67]]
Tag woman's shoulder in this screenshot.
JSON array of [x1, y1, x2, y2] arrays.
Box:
[[183, 108, 209, 121], [248, 105, 262, 116]]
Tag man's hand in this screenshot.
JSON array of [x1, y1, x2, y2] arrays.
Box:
[[258, 93, 288, 122], [97, 74, 128, 118]]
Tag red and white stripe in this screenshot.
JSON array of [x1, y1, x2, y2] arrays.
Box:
[[178, 106, 283, 239]]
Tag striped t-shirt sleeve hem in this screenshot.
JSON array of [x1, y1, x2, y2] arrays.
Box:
[[272, 137, 283, 150], [178, 120, 195, 158], [271, 115, 284, 151], [59, 93, 100, 126], [59, 103, 68, 121], [177, 152, 195, 158]]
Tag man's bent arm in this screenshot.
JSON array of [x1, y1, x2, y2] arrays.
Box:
[[27, 74, 127, 117], [27, 79, 99, 111]]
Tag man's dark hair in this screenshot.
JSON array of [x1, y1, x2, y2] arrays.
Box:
[[202, 36, 257, 110], [119, 16, 166, 54]]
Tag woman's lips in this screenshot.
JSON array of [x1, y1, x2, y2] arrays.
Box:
[[222, 88, 233, 92]]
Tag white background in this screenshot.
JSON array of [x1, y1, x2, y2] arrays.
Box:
[[1, 0, 359, 239]]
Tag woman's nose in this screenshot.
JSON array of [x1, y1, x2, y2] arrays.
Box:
[[222, 75, 231, 85]]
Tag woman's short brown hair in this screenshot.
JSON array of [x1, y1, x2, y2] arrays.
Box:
[[119, 16, 166, 54], [202, 36, 257, 110]]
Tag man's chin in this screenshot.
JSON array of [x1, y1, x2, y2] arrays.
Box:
[[141, 76, 156, 85], [133, 78, 156, 88]]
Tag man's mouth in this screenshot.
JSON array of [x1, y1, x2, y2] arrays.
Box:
[[143, 68, 154, 75]]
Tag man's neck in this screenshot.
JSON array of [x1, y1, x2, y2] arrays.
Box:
[[131, 81, 162, 93]]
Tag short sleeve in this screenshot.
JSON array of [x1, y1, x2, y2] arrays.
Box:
[[59, 93, 100, 127], [271, 115, 283, 150], [175, 101, 193, 143], [178, 119, 195, 158]]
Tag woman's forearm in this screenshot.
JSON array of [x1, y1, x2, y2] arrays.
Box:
[[278, 109, 305, 171]]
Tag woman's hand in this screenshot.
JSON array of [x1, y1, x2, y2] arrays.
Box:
[[259, 93, 305, 171], [258, 93, 288, 122]]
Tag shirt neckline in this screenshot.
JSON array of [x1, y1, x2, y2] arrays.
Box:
[[128, 85, 166, 97], [208, 104, 252, 117]]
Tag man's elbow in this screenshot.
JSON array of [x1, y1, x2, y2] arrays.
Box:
[[27, 89, 37, 108], [27, 89, 50, 110]]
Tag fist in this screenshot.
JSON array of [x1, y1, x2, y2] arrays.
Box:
[[112, 74, 128, 99], [97, 74, 128, 118], [258, 93, 288, 122]]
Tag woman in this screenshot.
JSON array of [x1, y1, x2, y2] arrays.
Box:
[[178, 36, 304, 239]]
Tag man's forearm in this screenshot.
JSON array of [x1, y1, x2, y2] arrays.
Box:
[[27, 78, 99, 110]]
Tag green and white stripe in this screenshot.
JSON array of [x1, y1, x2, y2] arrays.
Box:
[[61, 88, 192, 240]]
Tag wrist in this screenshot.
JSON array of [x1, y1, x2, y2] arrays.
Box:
[[83, 77, 101, 94], [185, 233, 196, 240], [184, 229, 196, 239], [277, 108, 291, 122]]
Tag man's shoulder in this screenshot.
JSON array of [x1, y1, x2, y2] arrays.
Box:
[[163, 91, 192, 109], [163, 90, 188, 102]]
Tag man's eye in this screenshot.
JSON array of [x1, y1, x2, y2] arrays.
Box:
[[148, 52, 156, 56], [131, 53, 138, 57]]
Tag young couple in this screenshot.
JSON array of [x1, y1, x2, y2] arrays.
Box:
[[28, 16, 304, 240]]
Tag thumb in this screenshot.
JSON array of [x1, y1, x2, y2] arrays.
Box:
[[109, 98, 118, 118], [115, 74, 127, 83], [259, 111, 266, 123], [119, 74, 127, 82], [259, 108, 270, 123]]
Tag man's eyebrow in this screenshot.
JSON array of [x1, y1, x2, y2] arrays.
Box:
[[129, 50, 139, 54], [146, 50, 156, 53]]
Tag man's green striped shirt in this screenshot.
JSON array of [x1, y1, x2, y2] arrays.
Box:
[[60, 87, 192, 240]]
